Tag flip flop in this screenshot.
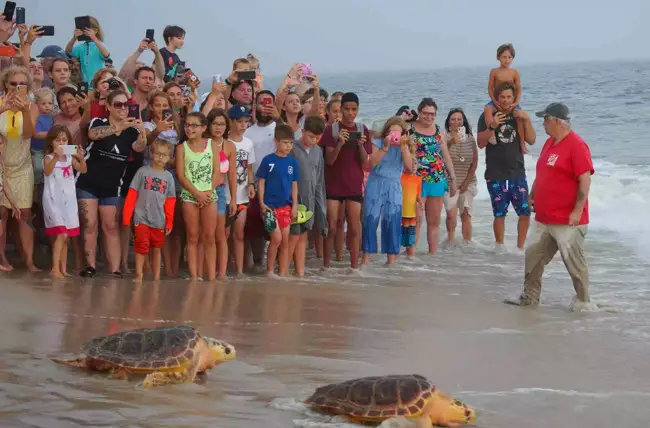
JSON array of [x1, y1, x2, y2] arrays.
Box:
[[263, 210, 277, 233], [292, 205, 313, 225]]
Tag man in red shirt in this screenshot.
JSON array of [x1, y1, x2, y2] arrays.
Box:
[[506, 103, 594, 308]]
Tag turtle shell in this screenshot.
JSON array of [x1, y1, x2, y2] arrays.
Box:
[[82, 325, 201, 372], [305, 374, 436, 421]]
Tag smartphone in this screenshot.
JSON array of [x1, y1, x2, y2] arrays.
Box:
[[16, 84, 27, 96], [261, 97, 272, 106], [237, 70, 256, 81], [348, 131, 361, 143], [127, 104, 140, 119], [61, 145, 77, 156], [298, 62, 312, 76], [184, 68, 197, 83], [74, 16, 91, 41], [162, 109, 173, 122], [77, 82, 88, 96], [3, 1, 16, 21], [145, 28, 154, 42], [181, 85, 191, 97], [389, 130, 401, 145], [15, 6, 24, 25], [212, 74, 222, 84], [39, 25, 54, 36]]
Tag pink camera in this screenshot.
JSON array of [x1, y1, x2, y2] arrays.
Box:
[[389, 130, 401, 145]]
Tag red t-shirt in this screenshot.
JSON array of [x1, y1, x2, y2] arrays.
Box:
[[321, 123, 372, 197], [534, 131, 594, 225]]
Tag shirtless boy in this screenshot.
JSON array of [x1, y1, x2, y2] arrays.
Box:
[[484, 43, 527, 154]]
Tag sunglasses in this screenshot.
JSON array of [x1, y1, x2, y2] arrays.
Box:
[[8, 81, 27, 86], [112, 102, 129, 109]]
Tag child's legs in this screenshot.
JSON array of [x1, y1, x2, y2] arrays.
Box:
[[216, 213, 228, 279], [335, 202, 345, 258], [199, 202, 217, 280], [60, 235, 69, 273], [182, 202, 200, 279], [294, 232, 307, 276], [278, 226, 291, 276], [345, 200, 362, 269], [50, 234, 65, 275], [151, 247, 162, 280], [324, 199, 341, 268], [266, 228, 282, 274], [133, 224, 150, 280], [232, 209, 247, 274]]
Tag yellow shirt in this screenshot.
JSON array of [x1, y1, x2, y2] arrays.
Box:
[[401, 173, 421, 218]]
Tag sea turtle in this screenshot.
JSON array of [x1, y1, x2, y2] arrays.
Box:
[[305, 374, 476, 427], [52, 325, 236, 388]]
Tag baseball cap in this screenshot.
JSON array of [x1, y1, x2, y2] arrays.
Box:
[[535, 103, 570, 121], [36, 45, 69, 59], [227, 104, 252, 119]]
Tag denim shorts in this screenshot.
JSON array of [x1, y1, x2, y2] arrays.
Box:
[[216, 185, 227, 215], [76, 187, 123, 206], [486, 177, 530, 218]]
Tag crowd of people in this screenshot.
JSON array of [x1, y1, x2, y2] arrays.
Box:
[[0, 14, 595, 307]]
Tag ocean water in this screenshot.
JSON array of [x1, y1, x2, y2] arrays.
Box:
[[1, 60, 649, 427]]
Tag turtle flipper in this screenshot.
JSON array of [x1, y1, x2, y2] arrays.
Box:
[[52, 357, 88, 368], [414, 417, 433, 428], [142, 370, 191, 388]]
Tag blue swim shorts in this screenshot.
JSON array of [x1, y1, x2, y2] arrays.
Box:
[[486, 177, 530, 218], [216, 184, 227, 215], [421, 180, 447, 198]]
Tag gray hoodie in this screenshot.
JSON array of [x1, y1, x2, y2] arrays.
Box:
[[289, 140, 327, 234]]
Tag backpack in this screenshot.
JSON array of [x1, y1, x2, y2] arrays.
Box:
[[332, 121, 365, 140]]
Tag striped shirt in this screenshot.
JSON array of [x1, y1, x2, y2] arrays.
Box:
[[445, 132, 477, 185]]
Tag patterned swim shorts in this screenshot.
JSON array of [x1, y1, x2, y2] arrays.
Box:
[[486, 177, 530, 218]]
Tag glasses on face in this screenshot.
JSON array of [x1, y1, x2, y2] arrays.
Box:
[[420, 111, 436, 118], [185, 123, 203, 129], [153, 152, 170, 159], [9, 81, 27, 86], [112, 102, 128, 109]]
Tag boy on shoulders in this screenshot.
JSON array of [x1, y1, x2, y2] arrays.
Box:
[[256, 124, 299, 277], [160, 25, 185, 83]]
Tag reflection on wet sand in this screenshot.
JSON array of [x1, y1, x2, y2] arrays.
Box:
[[1, 248, 650, 428]]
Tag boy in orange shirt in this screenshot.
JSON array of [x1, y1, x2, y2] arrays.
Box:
[[401, 159, 422, 258]]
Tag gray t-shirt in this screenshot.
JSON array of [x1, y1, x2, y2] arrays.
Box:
[[129, 165, 176, 229], [477, 112, 525, 181]]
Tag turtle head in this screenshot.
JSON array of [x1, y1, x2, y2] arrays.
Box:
[[202, 337, 236, 369], [429, 391, 476, 425]]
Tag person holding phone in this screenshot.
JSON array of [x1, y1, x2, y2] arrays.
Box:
[[321, 92, 372, 270], [75, 89, 146, 278], [65, 16, 109, 88], [0, 66, 41, 272], [443, 108, 478, 244], [361, 116, 415, 267], [42, 125, 86, 278], [143, 91, 183, 277]]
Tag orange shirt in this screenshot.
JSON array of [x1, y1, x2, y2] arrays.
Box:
[[401, 173, 421, 218]]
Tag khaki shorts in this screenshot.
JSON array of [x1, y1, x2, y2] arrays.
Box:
[[443, 182, 477, 215]]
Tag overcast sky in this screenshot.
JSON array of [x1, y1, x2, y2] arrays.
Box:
[[13, 0, 650, 77]]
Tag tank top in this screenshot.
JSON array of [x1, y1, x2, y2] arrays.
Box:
[[182, 139, 214, 193], [218, 140, 229, 173], [446, 132, 477, 186], [413, 124, 446, 184]]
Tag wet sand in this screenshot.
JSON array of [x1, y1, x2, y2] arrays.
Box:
[[1, 223, 650, 428]]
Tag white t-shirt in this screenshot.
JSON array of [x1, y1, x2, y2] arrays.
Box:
[[226, 136, 256, 204], [244, 122, 276, 177]]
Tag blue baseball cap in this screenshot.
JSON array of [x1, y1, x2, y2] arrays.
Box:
[[227, 104, 252, 119], [36, 45, 69, 59]]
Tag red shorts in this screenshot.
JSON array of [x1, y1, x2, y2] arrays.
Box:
[[245, 197, 268, 240], [273, 205, 292, 230], [134, 224, 165, 255]]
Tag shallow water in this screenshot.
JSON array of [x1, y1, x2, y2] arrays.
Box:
[[1, 226, 650, 428]]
